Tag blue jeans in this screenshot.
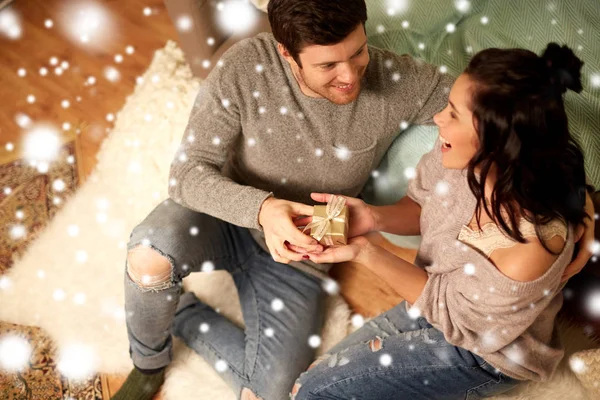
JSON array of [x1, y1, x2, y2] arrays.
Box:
[[292, 301, 524, 400], [124, 199, 325, 400]]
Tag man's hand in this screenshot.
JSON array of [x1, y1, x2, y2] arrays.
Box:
[[293, 193, 377, 238], [259, 197, 323, 264], [562, 191, 597, 282]]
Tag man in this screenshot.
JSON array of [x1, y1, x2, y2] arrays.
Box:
[[111, 0, 594, 399]]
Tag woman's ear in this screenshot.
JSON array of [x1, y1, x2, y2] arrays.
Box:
[[470, 114, 481, 145], [471, 114, 479, 132]]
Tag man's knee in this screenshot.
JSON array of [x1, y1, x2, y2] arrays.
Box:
[[127, 246, 174, 290]]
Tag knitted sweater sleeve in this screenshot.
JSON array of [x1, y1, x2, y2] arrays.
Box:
[[168, 43, 273, 231]]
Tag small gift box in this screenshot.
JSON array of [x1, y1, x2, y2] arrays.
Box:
[[302, 196, 349, 246]]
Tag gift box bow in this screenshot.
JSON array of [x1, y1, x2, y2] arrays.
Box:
[[302, 195, 347, 242]]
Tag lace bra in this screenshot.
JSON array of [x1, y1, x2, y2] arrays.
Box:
[[458, 217, 568, 257]]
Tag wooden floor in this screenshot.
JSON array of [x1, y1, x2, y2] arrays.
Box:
[[0, 0, 179, 178], [1, 1, 598, 399]]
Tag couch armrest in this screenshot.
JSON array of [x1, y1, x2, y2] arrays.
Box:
[[163, 0, 271, 79]]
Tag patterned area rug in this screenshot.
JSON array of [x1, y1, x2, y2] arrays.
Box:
[[0, 142, 102, 399], [0, 142, 78, 273], [0, 321, 102, 400]]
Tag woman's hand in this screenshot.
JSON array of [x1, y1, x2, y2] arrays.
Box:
[[304, 236, 374, 264], [294, 193, 378, 238], [561, 192, 597, 282]]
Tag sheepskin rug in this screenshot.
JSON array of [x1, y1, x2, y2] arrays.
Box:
[[0, 41, 598, 399]]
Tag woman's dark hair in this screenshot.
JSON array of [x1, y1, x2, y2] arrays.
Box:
[[464, 43, 592, 253], [267, 0, 367, 67]]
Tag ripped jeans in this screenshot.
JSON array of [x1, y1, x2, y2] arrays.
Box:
[[292, 301, 524, 400], [124, 199, 325, 400]]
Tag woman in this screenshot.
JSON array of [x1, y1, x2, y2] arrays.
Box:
[[290, 43, 596, 399]]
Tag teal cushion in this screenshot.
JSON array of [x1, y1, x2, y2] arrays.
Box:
[[363, 0, 600, 189], [362, 125, 438, 206], [361, 125, 438, 248]]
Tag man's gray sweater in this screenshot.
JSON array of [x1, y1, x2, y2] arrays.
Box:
[[168, 33, 453, 277]]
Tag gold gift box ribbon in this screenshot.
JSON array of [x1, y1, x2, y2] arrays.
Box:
[[302, 195, 349, 246]]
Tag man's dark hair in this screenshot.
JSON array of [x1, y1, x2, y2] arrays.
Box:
[[267, 0, 367, 67]]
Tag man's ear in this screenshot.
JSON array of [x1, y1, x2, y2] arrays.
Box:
[[277, 43, 297, 66]]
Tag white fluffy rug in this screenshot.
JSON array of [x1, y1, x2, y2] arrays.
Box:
[[0, 41, 598, 400]]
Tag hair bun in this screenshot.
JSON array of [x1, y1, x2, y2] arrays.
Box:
[[542, 43, 584, 94]]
